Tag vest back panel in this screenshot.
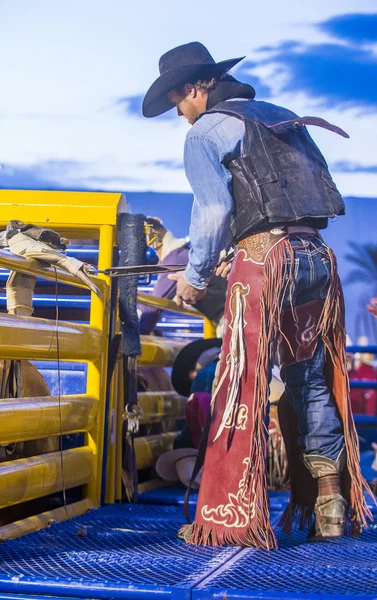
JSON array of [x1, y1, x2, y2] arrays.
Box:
[[206, 100, 345, 242]]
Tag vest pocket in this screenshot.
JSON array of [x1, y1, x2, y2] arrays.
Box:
[[251, 172, 280, 187], [252, 171, 297, 221]]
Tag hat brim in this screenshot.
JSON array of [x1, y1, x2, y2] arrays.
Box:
[[176, 456, 202, 488], [142, 56, 245, 118], [171, 337, 222, 397], [155, 448, 199, 483]]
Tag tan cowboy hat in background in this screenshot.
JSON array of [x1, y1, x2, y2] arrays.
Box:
[[155, 448, 202, 488]]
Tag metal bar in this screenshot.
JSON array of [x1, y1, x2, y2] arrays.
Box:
[[115, 360, 124, 502], [105, 356, 117, 504], [0, 249, 104, 293], [0, 313, 102, 360], [0, 295, 91, 309], [0, 395, 98, 444], [137, 291, 201, 317], [139, 336, 186, 367], [0, 498, 93, 541], [85, 224, 112, 507], [0, 447, 94, 509], [134, 432, 178, 471], [0, 190, 122, 227], [103, 264, 186, 276], [102, 244, 119, 506], [138, 392, 186, 423], [0, 582, 175, 600], [350, 381, 377, 389], [203, 317, 217, 339], [0, 595, 94, 600], [347, 345, 377, 353]]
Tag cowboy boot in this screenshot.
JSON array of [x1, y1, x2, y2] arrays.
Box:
[[303, 451, 347, 540]]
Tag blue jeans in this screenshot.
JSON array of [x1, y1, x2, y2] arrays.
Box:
[[279, 235, 344, 461]]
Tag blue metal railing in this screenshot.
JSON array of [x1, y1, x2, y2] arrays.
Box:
[[2, 245, 377, 362], [346, 345, 377, 390], [0, 245, 202, 339]]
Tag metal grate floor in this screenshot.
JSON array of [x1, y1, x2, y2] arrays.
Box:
[[0, 496, 375, 599], [194, 524, 377, 599], [0, 503, 239, 600]]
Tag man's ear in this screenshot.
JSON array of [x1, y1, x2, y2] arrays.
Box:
[[185, 83, 197, 97]]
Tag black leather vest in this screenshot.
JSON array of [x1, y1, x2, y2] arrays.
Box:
[[206, 100, 345, 243]]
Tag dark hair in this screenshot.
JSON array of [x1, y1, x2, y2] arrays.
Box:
[[174, 76, 220, 98], [193, 76, 219, 92]]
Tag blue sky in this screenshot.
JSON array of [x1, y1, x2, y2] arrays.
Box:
[[0, 1, 376, 198], [1, 1, 377, 342]]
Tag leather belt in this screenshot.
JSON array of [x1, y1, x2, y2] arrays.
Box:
[[287, 226, 316, 234], [269, 226, 317, 235], [237, 226, 318, 264]]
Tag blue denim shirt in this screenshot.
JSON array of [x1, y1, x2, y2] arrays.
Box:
[[183, 100, 246, 288]]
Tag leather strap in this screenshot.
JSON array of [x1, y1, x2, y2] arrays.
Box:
[[263, 116, 349, 139], [287, 226, 316, 234], [319, 516, 346, 525], [184, 409, 211, 523], [106, 334, 122, 391]]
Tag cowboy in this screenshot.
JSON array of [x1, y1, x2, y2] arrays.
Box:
[[139, 217, 227, 335], [142, 42, 371, 547]]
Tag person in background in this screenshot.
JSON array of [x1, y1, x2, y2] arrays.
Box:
[[367, 298, 377, 319], [155, 339, 221, 489], [349, 336, 377, 416], [171, 338, 221, 449], [139, 217, 227, 335]]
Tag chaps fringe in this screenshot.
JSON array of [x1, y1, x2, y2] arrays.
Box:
[[182, 239, 293, 549], [182, 236, 373, 549], [279, 242, 374, 535]]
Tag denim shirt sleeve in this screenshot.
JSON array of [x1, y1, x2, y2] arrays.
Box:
[[183, 133, 236, 288]]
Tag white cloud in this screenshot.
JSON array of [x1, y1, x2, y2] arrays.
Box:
[[0, 0, 376, 194]]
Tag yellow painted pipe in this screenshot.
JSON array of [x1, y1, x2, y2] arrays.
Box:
[[0, 249, 103, 293], [139, 336, 186, 367], [85, 223, 113, 506], [138, 392, 186, 422], [137, 292, 201, 318], [0, 446, 94, 509], [134, 432, 178, 471], [0, 395, 98, 444], [0, 498, 94, 541], [0, 190, 122, 228], [0, 313, 101, 361], [203, 317, 217, 339]]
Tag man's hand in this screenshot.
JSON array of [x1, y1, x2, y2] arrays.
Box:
[[168, 272, 207, 307], [367, 298, 377, 318], [215, 260, 232, 280]]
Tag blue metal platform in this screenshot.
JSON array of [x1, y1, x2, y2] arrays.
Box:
[[0, 495, 376, 600], [0, 503, 239, 600], [194, 524, 377, 599]]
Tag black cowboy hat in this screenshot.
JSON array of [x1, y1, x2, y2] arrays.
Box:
[[142, 42, 245, 118], [171, 337, 222, 397]]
